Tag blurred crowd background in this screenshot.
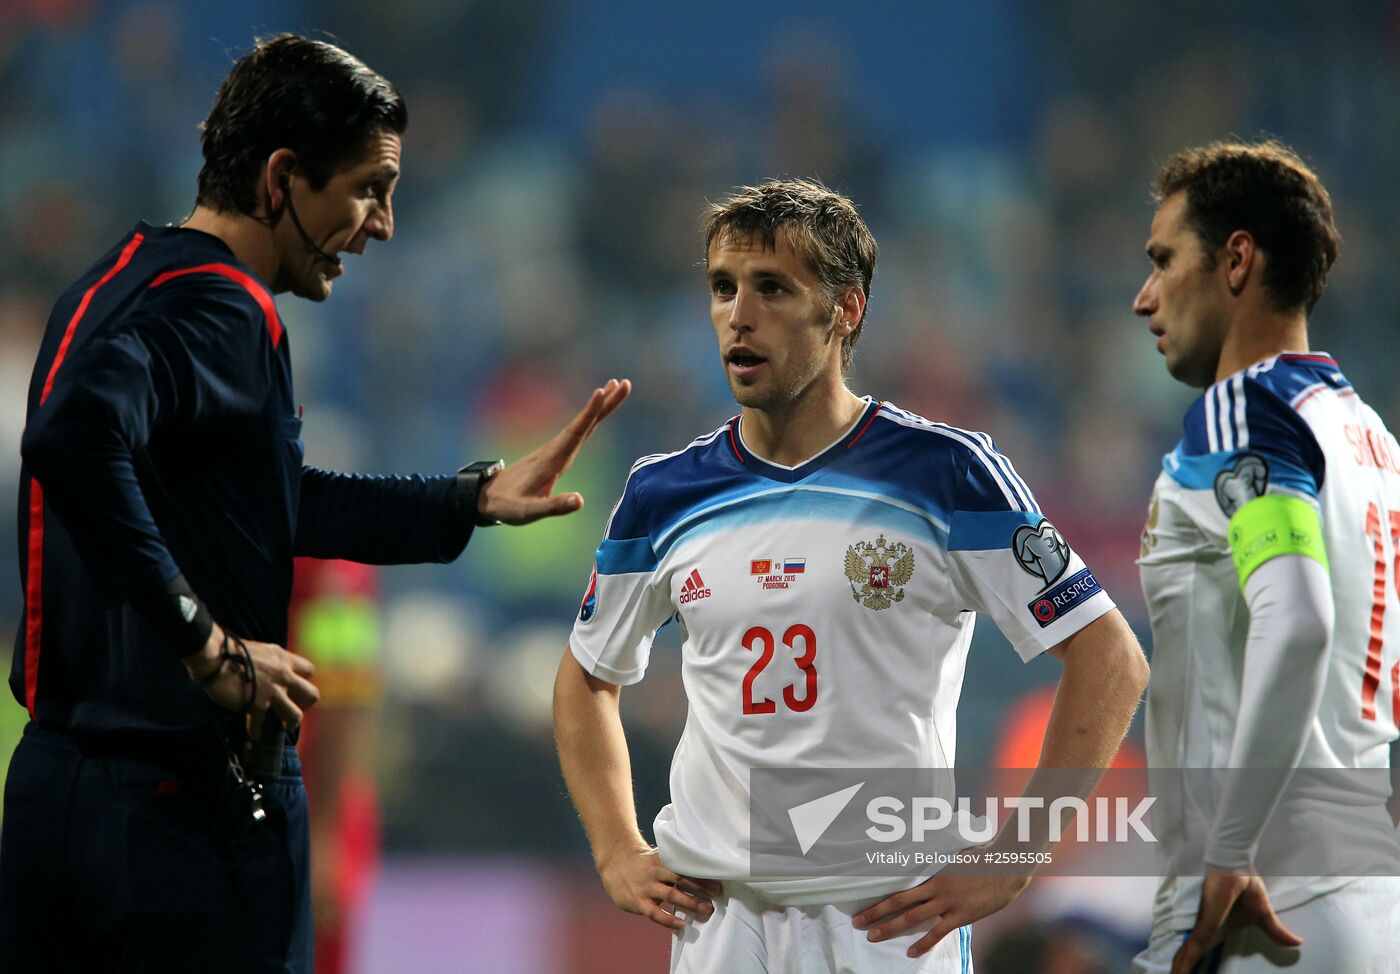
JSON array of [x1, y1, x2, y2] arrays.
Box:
[[2, 1, 1398, 970]]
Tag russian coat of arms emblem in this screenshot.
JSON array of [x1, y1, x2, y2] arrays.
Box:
[[844, 535, 914, 610]]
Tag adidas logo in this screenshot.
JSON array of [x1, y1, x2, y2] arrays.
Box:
[[678, 568, 713, 605]]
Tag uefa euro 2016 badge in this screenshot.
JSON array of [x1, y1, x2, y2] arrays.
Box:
[[844, 535, 914, 610], [579, 565, 599, 622]]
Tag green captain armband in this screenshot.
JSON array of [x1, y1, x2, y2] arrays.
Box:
[[1228, 494, 1328, 591]]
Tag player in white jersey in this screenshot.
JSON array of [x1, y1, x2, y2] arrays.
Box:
[[1131, 141, 1400, 974], [554, 179, 1149, 973]]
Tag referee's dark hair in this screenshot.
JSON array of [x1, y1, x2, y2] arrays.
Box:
[[1153, 140, 1340, 315], [197, 35, 407, 216]]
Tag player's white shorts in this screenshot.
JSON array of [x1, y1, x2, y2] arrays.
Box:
[[1130, 877, 1400, 974], [670, 881, 973, 974]]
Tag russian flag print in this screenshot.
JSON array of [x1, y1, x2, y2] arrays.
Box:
[[784, 558, 805, 574]]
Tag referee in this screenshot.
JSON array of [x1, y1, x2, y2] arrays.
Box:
[[1, 35, 628, 973]]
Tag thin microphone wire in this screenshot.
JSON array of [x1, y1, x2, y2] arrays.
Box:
[[281, 183, 343, 268]]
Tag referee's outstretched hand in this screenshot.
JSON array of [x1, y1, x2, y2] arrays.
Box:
[[182, 622, 320, 733], [478, 378, 631, 525]]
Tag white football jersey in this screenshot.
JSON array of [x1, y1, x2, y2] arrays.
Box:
[[570, 398, 1116, 905], [1139, 353, 1400, 927]]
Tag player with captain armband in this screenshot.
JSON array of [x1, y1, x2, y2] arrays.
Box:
[[1131, 140, 1400, 974]]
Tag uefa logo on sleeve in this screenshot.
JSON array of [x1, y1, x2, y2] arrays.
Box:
[[1032, 598, 1057, 624]]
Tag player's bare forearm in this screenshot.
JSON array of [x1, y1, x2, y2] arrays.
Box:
[[949, 612, 1147, 860], [553, 647, 721, 930], [552, 647, 648, 863], [1041, 608, 1149, 770], [1004, 609, 1150, 853]]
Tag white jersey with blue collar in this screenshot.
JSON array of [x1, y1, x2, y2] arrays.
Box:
[[570, 397, 1116, 905], [1139, 352, 1400, 927]]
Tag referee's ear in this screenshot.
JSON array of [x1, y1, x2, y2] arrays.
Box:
[[261, 148, 299, 217]]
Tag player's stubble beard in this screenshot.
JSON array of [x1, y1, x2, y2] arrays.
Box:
[[726, 313, 842, 414], [1164, 305, 1228, 389]]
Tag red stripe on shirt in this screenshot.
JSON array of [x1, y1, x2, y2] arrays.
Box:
[[1294, 385, 1354, 410], [24, 480, 45, 718], [28, 234, 146, 713], [39, 233, 145, 406], [149, 263, 283, 348], [846, 401, 884, 449], [1279, 353, 1339, 366], [728, 419, 745, 463]]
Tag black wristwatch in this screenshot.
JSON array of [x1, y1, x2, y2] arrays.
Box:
[[455, 459, 506, 527]]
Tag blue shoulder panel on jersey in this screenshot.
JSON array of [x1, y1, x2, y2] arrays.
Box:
[[1176, 365, 1327, 497], [604, 472, 650, 542], [618, 406, 1041, 559], [607, 426, 745, 542], [825, 405, 1039, 517], [955, 439, 1039, 513], [800, 416, 964, 526], [948, 510, 1043, 551], [1249, 353, 1351, 403]]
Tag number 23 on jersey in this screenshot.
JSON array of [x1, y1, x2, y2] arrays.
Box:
[[742, 623, 818, 716]]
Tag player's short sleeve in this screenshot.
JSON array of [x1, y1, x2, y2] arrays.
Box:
[[944, 442, 1115, 661], [1167, 373, 1329, 544], [568, 464, 675, 686]]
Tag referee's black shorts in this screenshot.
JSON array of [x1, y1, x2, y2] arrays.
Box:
[[0, 721, 312, 973]]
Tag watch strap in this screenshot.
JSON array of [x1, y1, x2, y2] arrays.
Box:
[[455, 460, 505, 527]]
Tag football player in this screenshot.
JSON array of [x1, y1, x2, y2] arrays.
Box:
[[1132, 140, 1400, 974], [555, 179, 1148, 972]]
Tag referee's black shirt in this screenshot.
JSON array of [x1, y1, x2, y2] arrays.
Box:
[[12, 223, 468, 735]]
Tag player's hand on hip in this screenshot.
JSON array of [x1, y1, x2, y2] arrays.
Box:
[[477, 378, 631, 525], [1170, 872, 1301, 974], [182, 622, 319, 732], [853, 867, 1030, 959], [596, 843, 722, 931]]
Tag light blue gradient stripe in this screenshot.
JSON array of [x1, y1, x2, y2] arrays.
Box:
[[948, 510, 1042, 551], [1162, 447, 1319, 497], [960, 924, 971, 972], [653, 484, 948, 561], [594, 536, 656, 575]]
